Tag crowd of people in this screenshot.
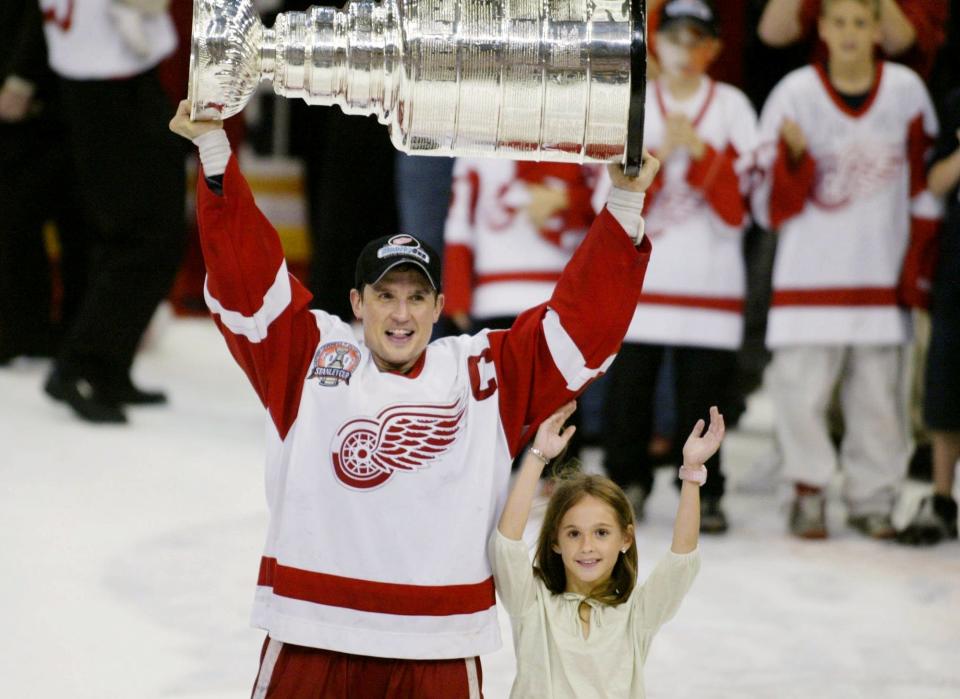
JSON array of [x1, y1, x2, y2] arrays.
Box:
[[3, 0, 959, 696]]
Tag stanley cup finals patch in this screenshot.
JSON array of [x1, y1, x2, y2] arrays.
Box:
[[309, 341, 362, 387]]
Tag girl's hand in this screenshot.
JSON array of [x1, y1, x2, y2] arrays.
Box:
[[532, 401, 577, 460], [682, 406, 725, 466]]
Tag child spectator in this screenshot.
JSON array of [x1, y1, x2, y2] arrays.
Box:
[[600, 0, 757, 532], [491, 402, 722, 699], [753, 0, 942, 539], [758, 0, 947, 81], [442, 160, 600, 334]]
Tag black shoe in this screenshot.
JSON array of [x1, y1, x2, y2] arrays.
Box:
[[700, 495, 728, 534], [101, 381, 168, 406], [44, 369, 127, 424], [897, 494, 959, 546], [907, 444, 933, 482]]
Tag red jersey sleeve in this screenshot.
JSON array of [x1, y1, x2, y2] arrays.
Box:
[[686, 144, 749, 227], [197, 156, 320, 439], [483, 209, 651, 457], [769, 139, 817, 230]]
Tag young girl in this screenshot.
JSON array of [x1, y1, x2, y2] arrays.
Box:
[[491, 401, 724, 698]]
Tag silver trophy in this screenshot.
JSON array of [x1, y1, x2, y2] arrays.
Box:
[[189, 0, 646, 173]]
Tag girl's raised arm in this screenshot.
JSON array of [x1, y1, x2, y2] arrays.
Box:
[[498, 401, 577, 540], [672, 407, 725, 554]]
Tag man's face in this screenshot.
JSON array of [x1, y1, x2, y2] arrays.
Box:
[[819, 1, 880, 66], [350, 269, 444, 374]]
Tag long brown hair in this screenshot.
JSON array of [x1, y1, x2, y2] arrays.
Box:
[[533, 469, 638, 606]]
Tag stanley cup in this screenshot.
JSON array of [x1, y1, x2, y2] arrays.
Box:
[[189, 0, 646, 173]]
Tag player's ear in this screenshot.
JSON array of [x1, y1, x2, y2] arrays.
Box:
[[433, 292, 445, 322], [350, 288, 364, 320]]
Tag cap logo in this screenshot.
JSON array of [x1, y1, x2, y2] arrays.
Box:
[[377, 235, 430, 264], [665, 0, 712, 20]]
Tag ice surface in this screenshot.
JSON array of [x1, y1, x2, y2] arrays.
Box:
[[1, 317, 958, 698]]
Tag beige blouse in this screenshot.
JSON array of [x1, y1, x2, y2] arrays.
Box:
[[490, 530, 700, 699]]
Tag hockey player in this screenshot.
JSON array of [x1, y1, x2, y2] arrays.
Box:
[[169, 99, 659, 697], [599, 0, 758, 533], [753, 0, 941, 539]]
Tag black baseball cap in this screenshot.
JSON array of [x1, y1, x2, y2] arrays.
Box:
[[355, 234, 442, 292], [658, 0, 720, 37]]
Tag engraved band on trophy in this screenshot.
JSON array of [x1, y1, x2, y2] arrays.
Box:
[[189, 0, 646, 173]]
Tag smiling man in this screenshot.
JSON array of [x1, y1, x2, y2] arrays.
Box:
[[169, 99, 659, 698]]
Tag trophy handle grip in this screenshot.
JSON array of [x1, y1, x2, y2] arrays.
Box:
[[623, 0, 646, 176]]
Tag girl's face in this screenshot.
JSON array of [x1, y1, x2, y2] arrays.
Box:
[[552, 494, 634, 595]]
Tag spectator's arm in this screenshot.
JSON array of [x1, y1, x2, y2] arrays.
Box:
[[878, 0, 917, 56], [757, 0, 806, 47], [686, 145, 748, 227], [928, 137, 960, 198], [898, 82, 943, 309]]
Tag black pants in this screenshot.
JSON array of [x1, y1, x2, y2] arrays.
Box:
[[0, 115, 88, 359], [291, 103, 398, 320], [54, 70, 186, 385], [603, 343, 737, 498]]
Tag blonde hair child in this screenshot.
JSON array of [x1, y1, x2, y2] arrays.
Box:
[[491, 401, 724, 698]]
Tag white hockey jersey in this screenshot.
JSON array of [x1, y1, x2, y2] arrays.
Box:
[[196, 157, 651, 660], [754, 63, 942, 347], [40, 0, 176, 79], [443, 160, 601, 320], [597, 78, 758, 349]]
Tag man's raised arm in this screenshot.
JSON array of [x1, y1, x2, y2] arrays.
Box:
[[486, 155, 660, 457], [170, 101, 319, 439]]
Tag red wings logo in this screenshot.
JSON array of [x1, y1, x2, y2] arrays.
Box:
[[330, 398, 466, 490], [812, 141, 904, 210]]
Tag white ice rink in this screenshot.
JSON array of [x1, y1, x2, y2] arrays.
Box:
[[2, 316, 959, 699]]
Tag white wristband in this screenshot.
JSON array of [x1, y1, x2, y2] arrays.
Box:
[[679, 465, 707, 486], [606, 187, 646, 244], [193, 129, 231, 177]]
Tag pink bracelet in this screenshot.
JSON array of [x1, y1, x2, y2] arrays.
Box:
[[678, 465, 707, 485]]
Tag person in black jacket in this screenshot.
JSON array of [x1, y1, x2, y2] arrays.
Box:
[[0, 0, 86, 366]]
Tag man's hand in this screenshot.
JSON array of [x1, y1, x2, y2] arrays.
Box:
[[0, 76, 35, 123], [169, 99, 223, 141], [608, 149, 660, 193], [780, 118, 807, 164]]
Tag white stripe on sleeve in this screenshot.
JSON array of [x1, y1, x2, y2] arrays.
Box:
[[542, 308, 616, 391], [204, 261, 292, 343]]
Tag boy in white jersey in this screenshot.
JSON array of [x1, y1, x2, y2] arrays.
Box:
[[600, 0, 758, 533], [169, 100, 660, 697], [753, 0, 941, 539]]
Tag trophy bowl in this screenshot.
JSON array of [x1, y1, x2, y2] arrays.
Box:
[[188, 0, 646, 173]]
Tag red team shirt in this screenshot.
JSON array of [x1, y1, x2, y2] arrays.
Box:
[[196, 157, 651, 659]]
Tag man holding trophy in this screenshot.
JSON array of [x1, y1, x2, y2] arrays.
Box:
[[173, 0, 656, 694]]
